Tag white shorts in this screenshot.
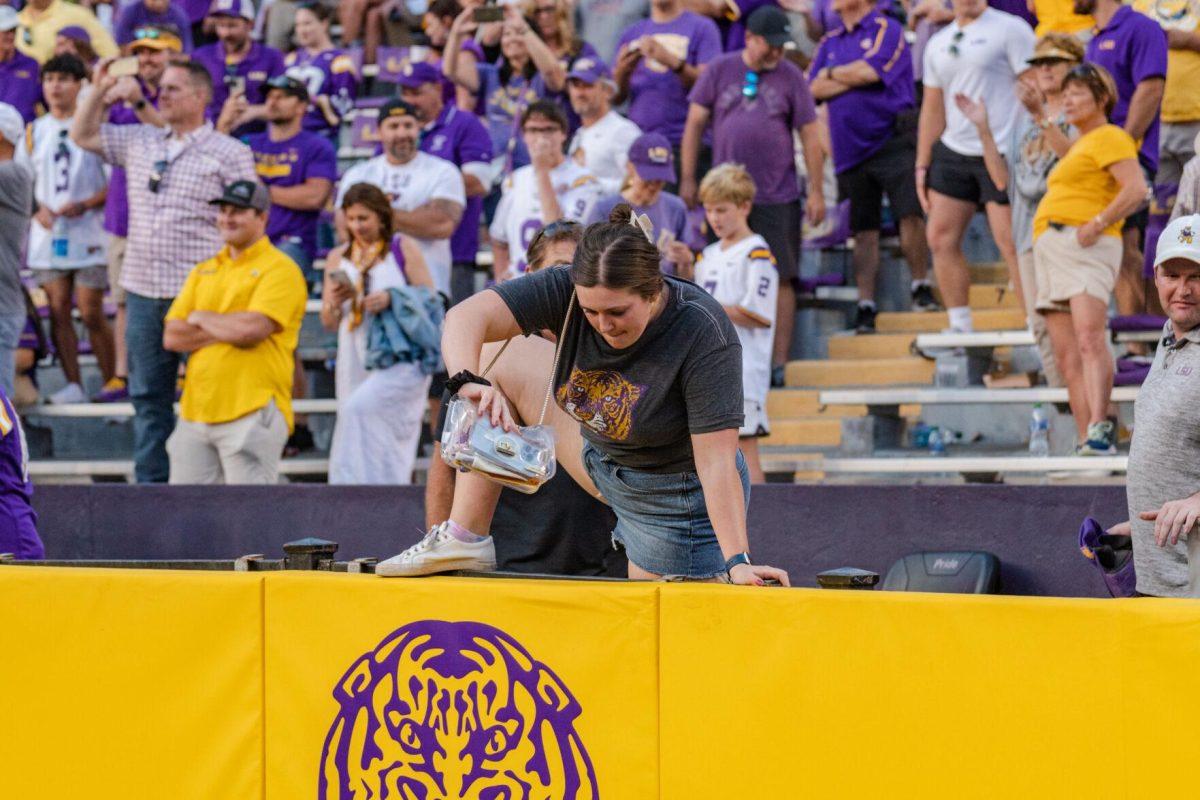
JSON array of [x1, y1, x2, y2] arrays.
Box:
[[740, 397, 770, 438]]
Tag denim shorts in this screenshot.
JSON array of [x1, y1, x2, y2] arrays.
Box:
[[581, 442, 751, 579]]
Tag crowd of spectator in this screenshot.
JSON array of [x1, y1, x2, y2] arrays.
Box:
[[0, 0, 1190, 488]]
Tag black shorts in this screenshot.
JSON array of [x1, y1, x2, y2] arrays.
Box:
[[748, 200, 802, 281], [926, 140, 1009, 207], [836, 138, 924, 233], [1122, 162, 1155, 234]]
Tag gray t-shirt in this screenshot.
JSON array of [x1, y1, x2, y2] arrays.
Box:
[[492, 266, 744, 473], [0, 160, 32, 318], [1126, 322, 1198, 597], [1007, 109, 1072, 253]]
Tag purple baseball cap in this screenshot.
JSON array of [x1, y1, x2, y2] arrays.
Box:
[[56, 25, 91, 44], [396, 61, 442, 88], [628, 132, 675, 183], [566, 56, 612, 86], [208, 0, 254, 21]]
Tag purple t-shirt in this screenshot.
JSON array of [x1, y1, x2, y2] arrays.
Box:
[[987, 0, 1036, 27], [114, 2, 194, 50], [0, 391, 41, 561], [1085, 5, 1167, 172], [420, 104, 494, 263], [476, 60, 546, 172], [0, 51, 41, 123], [284, 48, 359, 141], [689, 50, 817, 204], [179, 0, 210, 24], [104, 81, 160, 237], [810, 0, 896, 38], [192, 40, 286, 138], [616, 12, 722, 145], [810, 10, 915, 174], [591, 191, 691, 272], [248, 130, 338, 260]]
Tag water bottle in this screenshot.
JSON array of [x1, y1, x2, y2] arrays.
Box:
[[50, 216, 69, 264], [1029, 403, 1051, 457], [928, 426, 946, 457]]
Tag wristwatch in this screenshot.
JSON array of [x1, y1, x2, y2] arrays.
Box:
[[724, 552, 752, 576]]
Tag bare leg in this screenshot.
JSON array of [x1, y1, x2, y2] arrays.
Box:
[[291, 353, 308, 436], [984, 201, 1020, 306], [852, 229, 880, 303], [1068, 293, 1113, 427], [1114, 227, 1146, 317], [339, 0, 370, 44], [1043, 309, 1088, 441], [76, 285, 115, 382], [738, 436, 765, 484], [113, 304, 127, 378], [43, 277, 81, 385], [898, 215, 929, 282], [926, 191, 975, 309], [771, 281, 796, 366]]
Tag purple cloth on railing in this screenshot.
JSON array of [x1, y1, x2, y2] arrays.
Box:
[[1114, 358, 1151, 386], [1109, 314, 1168, 332], [796, 273, 846, 294]]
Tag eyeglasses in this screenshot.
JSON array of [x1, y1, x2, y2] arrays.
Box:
[[742, 70, 759, 100], [148, 159, 168, 194], [523, 124, 561, 135], [948, 30, 964, 57]]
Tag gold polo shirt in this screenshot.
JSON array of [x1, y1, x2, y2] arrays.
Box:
[[166, 236, 307, 430]]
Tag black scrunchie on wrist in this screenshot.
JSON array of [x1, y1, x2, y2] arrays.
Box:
[[446, 370, 492, 396]]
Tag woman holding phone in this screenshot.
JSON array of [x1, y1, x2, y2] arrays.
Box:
[[320, 183, 435, 484]]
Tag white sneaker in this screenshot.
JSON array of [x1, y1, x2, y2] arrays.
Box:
[[376, 523, 497, 577], [48, 382, 86, 404]]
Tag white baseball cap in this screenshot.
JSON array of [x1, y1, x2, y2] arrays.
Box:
[[0, 103, 23, 148], [0, 6, 18, 32], [1154, 214, 1200, 268]]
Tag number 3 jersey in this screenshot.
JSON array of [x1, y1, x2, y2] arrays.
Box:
[[489, 160, 602, 272], [695, 233, 778, 403], [20, 114, 108, 268]]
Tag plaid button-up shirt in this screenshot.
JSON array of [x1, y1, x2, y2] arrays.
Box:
[[100, 122, 256, 299]]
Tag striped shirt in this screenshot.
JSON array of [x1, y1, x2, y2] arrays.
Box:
[[99, 121, 256, 299]]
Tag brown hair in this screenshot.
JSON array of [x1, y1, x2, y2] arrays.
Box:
[[340, 182, 395, 244], [527, 219, 583, 271], [1063, 62, 1118, 119], [570, 203, 664, 300]]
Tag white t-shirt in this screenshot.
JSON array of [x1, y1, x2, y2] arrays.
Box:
[[923, 8, 1035, 157], [489, 159, 603, 272], [337, 152, 466, 296], [567, 110, 642, 195], [694, 233, 778, 405], [20, 114, 109, 268]]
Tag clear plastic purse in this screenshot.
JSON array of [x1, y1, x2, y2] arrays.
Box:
[[439, 291, 575, 494]]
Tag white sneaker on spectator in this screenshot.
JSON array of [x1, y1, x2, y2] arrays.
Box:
[[48, 382, 86, 404], [376, 523, 497, 577]]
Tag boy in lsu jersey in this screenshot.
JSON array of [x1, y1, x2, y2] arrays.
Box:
[[489, 100, 603, 279], [695, 163, 777, 483]]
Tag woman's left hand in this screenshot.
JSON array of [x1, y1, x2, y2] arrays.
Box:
[[1075, 219, 1102, 248], [363, 290, 391, 313], [728, 562, 791, 587]]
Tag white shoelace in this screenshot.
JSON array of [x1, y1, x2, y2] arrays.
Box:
[[400, 525, 449, 561]]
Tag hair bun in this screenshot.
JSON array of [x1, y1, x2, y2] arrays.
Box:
[[607, 202, 634, 225]]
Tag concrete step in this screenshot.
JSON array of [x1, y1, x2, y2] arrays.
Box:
[[766, 388, 921, 419], [784, 357, 935, 388], [827, 332, 916, 360], [875, 307, 1026, 334], [760, 417, 842, 448]]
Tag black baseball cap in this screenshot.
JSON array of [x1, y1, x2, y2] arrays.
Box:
[[209, 180, 270, 212], [264, 74, 310, 102], [747, 6, 792, 47], [378, 98, 418, 122]]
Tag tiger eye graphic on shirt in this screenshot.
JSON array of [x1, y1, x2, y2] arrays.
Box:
[[557, 367, 647, 441]]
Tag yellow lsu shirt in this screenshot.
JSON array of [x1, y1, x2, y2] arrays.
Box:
[[1133, 0, 1200, 122], [1033, 0, 1094, 35], [166, 237, 307, 431], [1033, 124, 1139, 240]]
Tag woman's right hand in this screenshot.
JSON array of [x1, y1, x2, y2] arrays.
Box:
[[1016, 80, 1044, 118], [954, 93, 989, 131], [1076, 218, 1102, 248], [459, 381, 518, 432], [729, 562, 791, 587], [326, 280, 353, 307], [451, 7, 478, 35]]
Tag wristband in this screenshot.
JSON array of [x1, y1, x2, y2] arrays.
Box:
[[134, 99, 147, 111], [724, 552, 752, 575], [445, 370, 492, 395]]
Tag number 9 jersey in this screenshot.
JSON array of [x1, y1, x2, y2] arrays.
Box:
[[488, 160, 603, 273]]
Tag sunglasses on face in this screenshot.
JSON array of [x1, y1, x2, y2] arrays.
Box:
[[148, 159, 168, 194], [527, 219, 580, 249], [742, 70, 759, 100]]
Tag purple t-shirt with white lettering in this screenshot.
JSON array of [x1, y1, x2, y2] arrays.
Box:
[[114, 2, 194, 50], [0, 51, 41, 123], [284, 48, 359, 141], [420, 103, 494, 263], [809, 10, 915, 173], [616, 12, 722, 144], [248, 130, 338, 260], [104, 81, 160, 237], [192, 40, 286, 138], [689, 50, 816, 204], [1085, 5, 1167, 172]]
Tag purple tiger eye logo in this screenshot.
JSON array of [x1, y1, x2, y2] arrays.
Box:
[[319, 620, 598, 799]]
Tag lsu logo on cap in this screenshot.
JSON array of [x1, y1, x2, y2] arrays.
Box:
[[647, 146, 670, 164], [320, 620, 597, 799], [574, 58, 595, 70], [1181, 225, 1194, 245]]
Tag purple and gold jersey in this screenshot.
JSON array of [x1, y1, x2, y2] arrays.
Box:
[[284, 47, 359, 141], [193, 40, 286, 138], [248, 130, 338, 260]]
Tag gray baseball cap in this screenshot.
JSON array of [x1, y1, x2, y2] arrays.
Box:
[[209, 180, 270, 212]]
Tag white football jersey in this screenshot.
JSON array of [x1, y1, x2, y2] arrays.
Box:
[[695, 233, 778, 405], [337, 151, 466, 296], [567, 110, 641, 195], [489, 159, 603, 272], [21, 114, 109, 268]]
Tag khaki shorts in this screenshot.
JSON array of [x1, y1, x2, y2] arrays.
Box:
[[32, 264, 108, 289], [1033, 226, 1122, 313], [106, 236, 126, 304]]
